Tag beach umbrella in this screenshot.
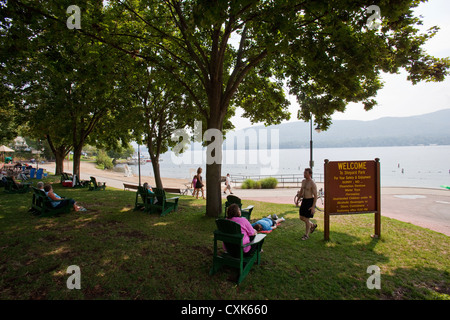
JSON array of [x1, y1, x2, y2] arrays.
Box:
[[0, 145, 14, 152], [0, 145, 14, 162]]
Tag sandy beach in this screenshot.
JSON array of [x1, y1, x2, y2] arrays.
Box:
[[38, 160, 190, 189], [38, 161, 450, 236]]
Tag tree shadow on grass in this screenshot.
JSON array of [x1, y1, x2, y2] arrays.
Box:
[[378, 266, 450, 299], [1, 190, 448, 300]]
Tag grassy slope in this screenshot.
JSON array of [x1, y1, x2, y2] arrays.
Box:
[[0, 176, 448, 300]]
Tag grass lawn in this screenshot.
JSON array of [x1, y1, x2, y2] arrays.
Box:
[[0, 175, 448, 300]]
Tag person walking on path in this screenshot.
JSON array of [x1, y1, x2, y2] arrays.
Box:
[[296, 168, 318, 240], [193, 167, 205, 199], [223, 173, 233, 195]]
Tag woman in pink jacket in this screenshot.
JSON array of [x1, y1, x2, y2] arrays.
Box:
[[226, 204, 257, 255]]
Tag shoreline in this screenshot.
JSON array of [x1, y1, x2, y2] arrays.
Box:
[[39, 161, 449, 191]]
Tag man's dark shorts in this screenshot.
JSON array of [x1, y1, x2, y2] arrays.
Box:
[[299, 198, 314, 218]]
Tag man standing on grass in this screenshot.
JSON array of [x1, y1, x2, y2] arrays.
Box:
[[296, 168, 318, 240]]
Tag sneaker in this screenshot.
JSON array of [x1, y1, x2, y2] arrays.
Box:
[[271, 214, 279, 220]]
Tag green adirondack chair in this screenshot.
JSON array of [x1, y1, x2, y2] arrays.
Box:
[[148, 188, 179, 216], [134, 186, 155, 212], [30, 187, 72, 217], [88, 176, 106, 191], [4, 176, 31, 194], [224, 195, 254, 220], [60, 172, 73, 184], [73, 174, 90, 188], [210, 219, 266, 285]]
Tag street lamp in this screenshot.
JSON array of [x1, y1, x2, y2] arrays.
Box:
[[309, 116, 321, 176]]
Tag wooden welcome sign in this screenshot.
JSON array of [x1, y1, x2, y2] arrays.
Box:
[[324, 158, 381, 241]]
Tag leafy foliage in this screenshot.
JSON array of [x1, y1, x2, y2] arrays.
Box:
[[95, 149, 114, 170], [241, 177, 278, 189], [241, 178, 261, 189], [1, 1, 135, 175], [260, 177, 278, 189], [2, 0, 449, 217]]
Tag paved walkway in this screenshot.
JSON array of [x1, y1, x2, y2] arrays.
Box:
[[70, 169, 450, 237], [227, 186, 450, 236]]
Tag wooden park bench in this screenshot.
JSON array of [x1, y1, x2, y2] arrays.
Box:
[[163, 187, 182, 194], [210, 219, 266, 285], [124, 183, 139, 191], [30, 187, 72, 217], [124, 184, 182, 193]]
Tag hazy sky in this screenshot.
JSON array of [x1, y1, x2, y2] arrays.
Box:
[[231, 0, 450, 130]]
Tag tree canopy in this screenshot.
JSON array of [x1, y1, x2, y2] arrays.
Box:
[[1, 1, 135, 175], [101, 0, 448, 216], [2, 0, 449, 217], [128, 63, 199, 189]]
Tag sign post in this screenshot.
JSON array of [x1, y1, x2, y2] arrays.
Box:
[[324, 158, 381, 241]]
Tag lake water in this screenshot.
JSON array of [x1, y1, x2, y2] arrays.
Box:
[[123, 145, 450, 189]]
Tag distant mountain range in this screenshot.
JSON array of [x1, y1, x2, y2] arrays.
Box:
[[226, 109, 450, 149]]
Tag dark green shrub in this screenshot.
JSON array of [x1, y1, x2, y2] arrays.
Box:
[[241, 179, 261, 189], [260, 177, 278, 189], [96, 150, 114, 170]]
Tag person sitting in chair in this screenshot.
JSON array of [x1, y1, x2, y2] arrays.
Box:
[[143, 182, 157, 204], [11, 176, 26, 189], [143, 182, 154, 194], [226, 204, 258, 256], [44, 184, 86, 212]]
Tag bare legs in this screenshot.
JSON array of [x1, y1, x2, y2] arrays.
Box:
[[300, 216, 317, 240], [194, 187, 205, 199]]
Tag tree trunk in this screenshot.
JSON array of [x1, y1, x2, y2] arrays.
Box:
[[45, 134, 69, 175], [205, 116, 224, 218], [150, 154, 163, 190], [72, 144, 83, 178], [54, 150, 66, 175], [205, 161, 223, 217]]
